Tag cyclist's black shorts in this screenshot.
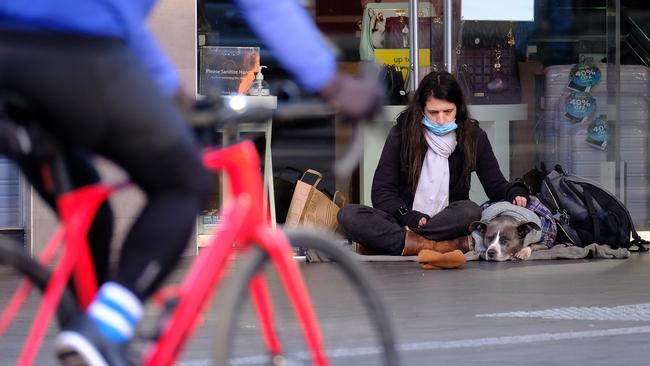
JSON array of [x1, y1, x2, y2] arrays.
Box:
[[0, 30, 212, 298]]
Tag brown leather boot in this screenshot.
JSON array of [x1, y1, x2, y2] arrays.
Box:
[[402, 230, 473, 256], [417, 249, 466, 270]]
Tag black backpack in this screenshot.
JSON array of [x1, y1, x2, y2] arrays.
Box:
[[527, 164, 649, 250]]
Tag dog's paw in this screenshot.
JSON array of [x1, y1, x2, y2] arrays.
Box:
[[529, 243, 548, 252], [514, 247, 532, 260]]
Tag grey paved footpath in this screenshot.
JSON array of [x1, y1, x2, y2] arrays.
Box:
[[2, 251, 650, 365]]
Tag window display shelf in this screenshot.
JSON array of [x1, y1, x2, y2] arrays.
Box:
[[197, 95, 277, 249]]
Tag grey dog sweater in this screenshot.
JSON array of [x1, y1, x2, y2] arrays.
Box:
[[472, 202, 542, 253]]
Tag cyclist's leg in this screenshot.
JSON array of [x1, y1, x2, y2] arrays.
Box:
[[2, 32, 211, 300], [1, 32, 211, 364], [90, 56, 212, 301], [16, 150, 113, 285], [0, 98, 113, 285]]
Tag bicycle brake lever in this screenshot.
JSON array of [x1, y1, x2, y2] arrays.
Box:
[[271, 101, 368, 178], [333, 123, 364, 178]]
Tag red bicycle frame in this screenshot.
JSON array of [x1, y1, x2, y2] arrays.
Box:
[[1, 140, 328, 366]]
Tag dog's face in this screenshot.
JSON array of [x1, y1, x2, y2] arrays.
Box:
[[469, 215, 541, 261]]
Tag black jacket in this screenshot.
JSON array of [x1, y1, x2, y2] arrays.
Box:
[[371, 120, 529, 227]]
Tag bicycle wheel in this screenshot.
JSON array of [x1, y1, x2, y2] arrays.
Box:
[[0, 238, 79, 329], [212, 228, 400, 366]]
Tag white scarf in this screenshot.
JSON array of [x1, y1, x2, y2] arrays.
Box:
[[412, 130, 457, 217]]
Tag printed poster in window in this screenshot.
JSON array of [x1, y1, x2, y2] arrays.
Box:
[[199, 46, 260, 95]]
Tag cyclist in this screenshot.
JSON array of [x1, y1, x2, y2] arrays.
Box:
[[0, 1, 381, 365]]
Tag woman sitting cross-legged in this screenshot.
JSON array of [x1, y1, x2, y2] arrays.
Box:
[[338, 71, 529, 257]]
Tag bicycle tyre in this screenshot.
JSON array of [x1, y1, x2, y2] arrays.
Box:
[[212, 228, 400, 366], [0, 238, 79, 327]]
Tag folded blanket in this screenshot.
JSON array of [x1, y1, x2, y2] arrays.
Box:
[[303, 244, 418, 263], [344, 253, 417, 262], [465, 243, 630, 261], [305, 241, 630, 263]]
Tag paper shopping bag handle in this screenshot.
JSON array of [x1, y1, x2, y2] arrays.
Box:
[[300, 169, 322, 187], [333, 191, 347, 207]]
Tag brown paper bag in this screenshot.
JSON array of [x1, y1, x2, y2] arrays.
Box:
[[285, 169, 346, 231]]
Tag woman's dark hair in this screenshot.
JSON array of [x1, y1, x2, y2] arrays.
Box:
[[398, 71, 477, 192]]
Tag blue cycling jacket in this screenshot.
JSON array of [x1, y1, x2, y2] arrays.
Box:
[[234, 0, 336, 92], [0, 0, 336, 94]]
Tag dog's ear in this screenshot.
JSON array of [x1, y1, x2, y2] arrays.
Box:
[[469, 221, 488, 234], [517, 221, 541, 238]]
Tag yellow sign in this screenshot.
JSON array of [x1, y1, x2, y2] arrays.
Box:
[[374, 49, 431, 68]]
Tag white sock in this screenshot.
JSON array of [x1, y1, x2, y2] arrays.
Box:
[[87, 282, 143, 343]]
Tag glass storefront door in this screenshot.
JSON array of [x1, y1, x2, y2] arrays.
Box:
[[197, 0, 650, 230]]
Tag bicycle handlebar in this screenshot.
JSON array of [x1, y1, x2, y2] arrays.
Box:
[[190, 95, 345, 129], [188, 95, 372, 178]]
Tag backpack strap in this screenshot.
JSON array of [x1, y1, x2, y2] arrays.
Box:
[[629, 229, 650, 252], [623, 200, 650, 252], [582, 188, 600, 243]]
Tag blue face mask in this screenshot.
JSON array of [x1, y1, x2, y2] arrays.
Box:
[[422, 117, 458, 136]]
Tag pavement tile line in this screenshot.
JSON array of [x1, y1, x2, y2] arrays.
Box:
[[397, 325, 650, 351], [476, 303, 650, 321], [177, 325, 650, 365]]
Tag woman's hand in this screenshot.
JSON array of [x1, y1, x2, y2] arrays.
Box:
[[512, 196, 528, 207], [403, 210, 430, 230]]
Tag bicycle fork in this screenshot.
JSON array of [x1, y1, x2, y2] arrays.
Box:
[[252, 226, 329, 366]]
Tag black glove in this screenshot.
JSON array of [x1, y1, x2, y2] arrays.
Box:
[[319, 68, 385, 125], [178, 91, 224, 126], [394, 207, 430, 229], [505, 179, 531, 205]]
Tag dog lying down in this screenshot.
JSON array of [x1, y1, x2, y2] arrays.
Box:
[[469, 215, 542, 261], [468, 198, 559, 261]]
